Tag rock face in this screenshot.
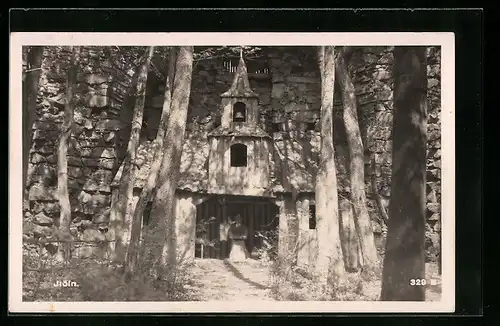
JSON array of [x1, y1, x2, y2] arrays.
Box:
[[24, 46, 441, 261], [425, 46, 442, 260], [26, 46, 133, 236], [347, 46, 442, 259]]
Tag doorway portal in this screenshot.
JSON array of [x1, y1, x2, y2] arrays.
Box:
[[194, 195, 279, 259]]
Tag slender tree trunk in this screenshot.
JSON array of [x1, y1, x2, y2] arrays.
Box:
[[23, 46, 44, 199], [371, 155, 390, 224], [315, 46, 345, 287], [336, 47, 380, 271], [148, 46, 193, 280], [109, 46, 154, 263], [338, 197, 361, 272], [57, 46, 79, 262], [381, 47, 427, 301], [125, 47, 177, 275]]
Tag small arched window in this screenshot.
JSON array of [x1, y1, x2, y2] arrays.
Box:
[[233, 102, 246, 122], [230, 143, 247, 167]]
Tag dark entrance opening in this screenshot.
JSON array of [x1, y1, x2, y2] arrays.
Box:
[[194, 195, 279, 259], [230, 143, 247, 167]]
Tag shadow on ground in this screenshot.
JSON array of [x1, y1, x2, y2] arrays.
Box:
[[223, 259, 268, 290]]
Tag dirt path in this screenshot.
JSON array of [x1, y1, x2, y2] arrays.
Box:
[[188, 258, 275, 301], [186, 259, 442, 302]]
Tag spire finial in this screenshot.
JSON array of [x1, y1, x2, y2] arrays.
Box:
[[219, 45, 258, 98]]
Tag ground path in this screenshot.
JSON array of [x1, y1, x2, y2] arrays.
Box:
[[187, 258, 275, 301], [185, 259, 442, 302]]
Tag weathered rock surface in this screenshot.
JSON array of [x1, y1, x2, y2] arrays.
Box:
[[25, 46, 441, 261], [33, 212, 54, 226]]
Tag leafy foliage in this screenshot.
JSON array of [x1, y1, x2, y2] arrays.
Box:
[[22, 238, 196, 301], [195, 216, 219, 249], [193, 46, 266, 61]]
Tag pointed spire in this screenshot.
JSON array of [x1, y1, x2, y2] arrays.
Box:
[[220, 51, 258, 98]]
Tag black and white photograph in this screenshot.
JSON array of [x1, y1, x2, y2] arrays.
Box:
[[10, 32, 455, 313]]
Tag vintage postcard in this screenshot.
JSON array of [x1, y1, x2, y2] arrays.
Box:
[[9, 32, 455, 313]]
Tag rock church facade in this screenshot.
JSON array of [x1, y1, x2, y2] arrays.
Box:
[[24, 46, 442, 266]]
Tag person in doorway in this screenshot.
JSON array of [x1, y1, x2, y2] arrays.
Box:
[[228, 214, 249, 262]]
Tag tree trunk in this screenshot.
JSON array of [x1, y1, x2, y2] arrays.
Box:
[[147, 46, 194, 279], [314, 46, 345, 286], [381, 47, 427, 301], [109, 46, 154, 263], [338, 197, 361, 272], [336, 47, 380, 271], [23, 46, 44, 201], [57, 46, 79, 262], [371, 155, 390, 225], [125, 47, 177, 275]]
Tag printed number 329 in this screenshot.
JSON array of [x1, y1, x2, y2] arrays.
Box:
[[410, 279, 427, 286]]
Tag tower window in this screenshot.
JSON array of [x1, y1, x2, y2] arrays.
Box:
[[233, 102, 246, 122], [309, 204, 316, 229], [230, 143, 247, 167]]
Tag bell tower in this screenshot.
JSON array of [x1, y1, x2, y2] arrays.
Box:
[[207, 51, 272, 196], [219, 52, 260, 128]]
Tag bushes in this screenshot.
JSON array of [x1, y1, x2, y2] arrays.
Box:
[[75, 259, 195, 301], [22, 234, 197, 301], [268, 247, 376, 301], [262, 214, 383, 301]]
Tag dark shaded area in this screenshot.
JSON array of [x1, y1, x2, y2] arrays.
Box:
[[308, 204, 316, 230], [9, 9, 477, 34], [381, 46, 427, 301], [23, 46, 44, 196], [230, 143, 247, 167], [195, 195, 279, 260]]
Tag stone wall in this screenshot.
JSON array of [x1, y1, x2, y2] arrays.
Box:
[[258, 46, 441, 259], [347, 46, 442, 259], [425, 46, 442, 260], [24, 46, 441, 260], [25, 46, 136, 238], [144, 55, 272, 136], [267, 47, 353, 193]]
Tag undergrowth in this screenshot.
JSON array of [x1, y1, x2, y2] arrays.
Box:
[[258, 217, 382, 301], [22, 237, 197, 302]]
